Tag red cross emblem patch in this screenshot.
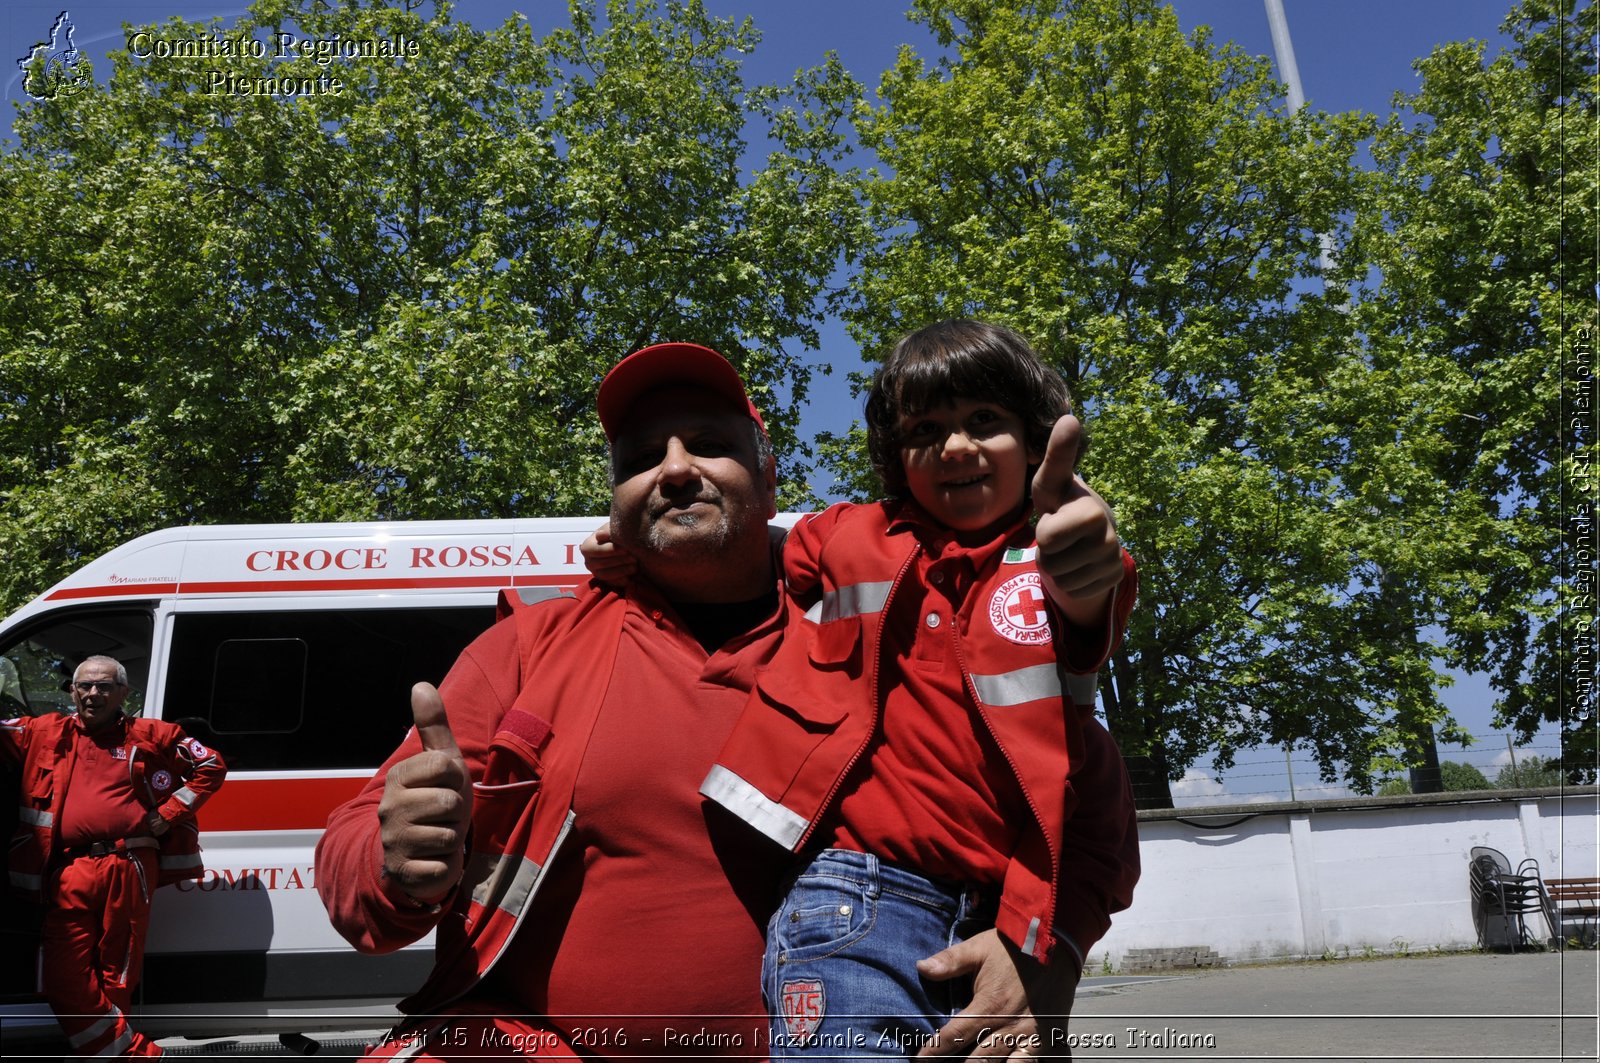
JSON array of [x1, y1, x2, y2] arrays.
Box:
[[990, 572, 1052, 645], [780, 979, 825, 1044]]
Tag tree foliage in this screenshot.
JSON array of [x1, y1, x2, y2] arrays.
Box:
[[1349, 0, 1596, 785], [1377, 760, 1491, 795], [3, 0, 1588, 801], [1494, 753, 1570, 789], [0, 0, 864, 613], [833, 0, 1592, 803], [840, 0, 1380, 803]]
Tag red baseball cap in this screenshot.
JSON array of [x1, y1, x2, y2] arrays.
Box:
[[596, 342, 767, 442]]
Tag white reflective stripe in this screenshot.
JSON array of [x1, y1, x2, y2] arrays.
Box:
[[468, 851, 544, 917], [9, 871, 41, 891], [1066, 672, 1099, 705], [473, 809, 575, 989], [174, 785, 200, 806], [91, 1028, 134, 1058], [511, 586, 571, 606], [468, 811, 575, 920], [803, 600, 823, 624], [700, 765, 809, 850], [817, 581, 893, 623], [971, 664, 1062, 707], [69, 1007, 121, 1048], [118, 930, 135, 986], [442, 809, 579, 1015], [1021, 916, 1041, 956], [17, 806, 52, 827]]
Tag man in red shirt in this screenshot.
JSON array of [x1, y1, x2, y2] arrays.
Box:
[[317, 343, 1132, 1060], [3, 655, 227, 1057]]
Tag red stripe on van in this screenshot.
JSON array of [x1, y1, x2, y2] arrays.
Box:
[[180, 575, 547, 594], [200, 777, 369, 831], [45, 582, 180, 600], [45, 573, 577, 599]]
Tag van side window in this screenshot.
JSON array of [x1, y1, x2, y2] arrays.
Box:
[[0, 610, 154, 719], [164, 607, 493, 771], [210, 639, 310, 734]]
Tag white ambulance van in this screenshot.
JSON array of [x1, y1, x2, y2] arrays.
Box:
[[0, 518, 615, 1046]]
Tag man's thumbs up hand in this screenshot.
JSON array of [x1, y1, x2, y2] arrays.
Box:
[[412, 682, 462, 759], [1032, 416, 1124, 626], [377, 682, 473, 906]]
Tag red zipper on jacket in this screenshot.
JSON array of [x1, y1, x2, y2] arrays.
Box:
[[791, 541, 923, 853]]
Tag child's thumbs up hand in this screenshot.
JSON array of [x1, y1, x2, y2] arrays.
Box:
[[1032, 416, 1124, 625]]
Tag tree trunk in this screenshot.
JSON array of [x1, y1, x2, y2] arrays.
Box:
[[1408, 730, 1443, 794], [1123, 751, 1175, 809]]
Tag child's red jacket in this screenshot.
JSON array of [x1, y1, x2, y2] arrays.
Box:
[[701, 500, 1140, 964]]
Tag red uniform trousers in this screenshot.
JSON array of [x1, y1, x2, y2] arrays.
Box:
[[42, 846, 164, 1058]]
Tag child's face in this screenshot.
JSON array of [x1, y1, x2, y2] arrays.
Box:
[[898, 399, 1041, 540]]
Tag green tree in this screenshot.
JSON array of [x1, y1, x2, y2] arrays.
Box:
[[1440, 761, 1493, 791], [0, 0, 865, 613], [1494, 753, 1571, 789], [1376, 760, 1492, 795], [1349, 0, 1597, 785], [837, 0, 1380, 805], [832, 0, 1591, 804]]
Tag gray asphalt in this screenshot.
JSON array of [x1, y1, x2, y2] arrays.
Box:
[[139, 953, 1597, 1060], [1069, 951, 1598, 1062]]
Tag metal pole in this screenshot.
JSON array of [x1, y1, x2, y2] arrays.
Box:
[[1263, 0, 1307, 112], [1263, 0, 1340, 283], [1506, 734, 1521, 787], [1285, 746, 1297, 801]]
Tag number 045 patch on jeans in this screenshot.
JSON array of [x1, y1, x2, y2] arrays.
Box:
[[763, 849, 990, 1059]]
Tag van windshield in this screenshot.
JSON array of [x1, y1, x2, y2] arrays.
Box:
[[0, 609, 153, 719]]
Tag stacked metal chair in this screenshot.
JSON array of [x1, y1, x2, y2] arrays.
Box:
[[1468, 845, 1550, 951]]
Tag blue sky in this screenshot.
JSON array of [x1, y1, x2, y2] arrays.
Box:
[[4, 0, 1548, 801], [3, 0, 1518, 449]]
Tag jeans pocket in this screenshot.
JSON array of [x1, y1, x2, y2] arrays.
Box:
[[771, 877, 873, 960]]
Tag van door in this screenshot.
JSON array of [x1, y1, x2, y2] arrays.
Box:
[[0, 595, 499, 1022], [0, 606, 158, 1002], [140, 595, 497, 1009]]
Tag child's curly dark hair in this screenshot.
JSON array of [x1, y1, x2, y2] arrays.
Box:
[[864, 320, 1073, 498]]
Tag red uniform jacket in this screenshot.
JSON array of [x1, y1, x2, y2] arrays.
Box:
[[700, 501, 1139, 963], [2, 712, 226, 898], [316, 584, 635, 1016]]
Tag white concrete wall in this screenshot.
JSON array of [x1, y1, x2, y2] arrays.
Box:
[[1091, 787, 1599, 970]]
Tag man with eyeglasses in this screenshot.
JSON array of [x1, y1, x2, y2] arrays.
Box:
[[2, 654, 227, 1057]]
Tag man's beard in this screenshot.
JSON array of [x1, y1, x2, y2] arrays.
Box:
[[637, 489, 759, 561]]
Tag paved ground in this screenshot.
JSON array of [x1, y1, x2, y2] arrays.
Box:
[[137, 951, 1598, 1060], [1069, 950, 1598, 1062]]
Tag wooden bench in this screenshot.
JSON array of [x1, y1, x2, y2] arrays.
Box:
[[1543, 877, 1600, 947]]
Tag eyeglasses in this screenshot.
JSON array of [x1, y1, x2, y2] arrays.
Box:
[[72, 681, 122, 694]]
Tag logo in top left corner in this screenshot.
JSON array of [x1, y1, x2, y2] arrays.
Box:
[[17, 11, 92, 102]]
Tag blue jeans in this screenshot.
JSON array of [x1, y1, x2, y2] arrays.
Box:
[[764, 849, 989, 1059]]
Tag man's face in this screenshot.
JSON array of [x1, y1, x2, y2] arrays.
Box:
[[609, 387, 777, 587], [71, 660, 128, 733]]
